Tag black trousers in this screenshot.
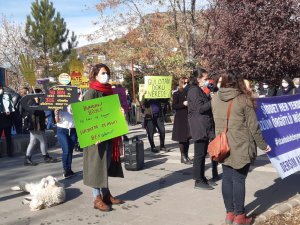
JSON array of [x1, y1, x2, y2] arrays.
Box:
[[145, 116, 165, 149], [193, 139, 209, 180], [222, 164, 250, 215], [0, 126, 12, 156]]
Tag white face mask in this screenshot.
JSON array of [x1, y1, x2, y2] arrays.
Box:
[[0, 89, 3, 95], [263, 84, 269, 89], [98, 73, 109, 84], [295, 84, 299, 88], [282, 82, 289, 88], [217, 83, 221, 89]]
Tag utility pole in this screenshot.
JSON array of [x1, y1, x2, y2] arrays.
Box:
[[131, 59, 136, 103]]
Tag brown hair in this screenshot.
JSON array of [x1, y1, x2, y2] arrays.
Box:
[[89, 63, 111, 81], [220, 70, 256, 108], [178, 76, 187, 92]]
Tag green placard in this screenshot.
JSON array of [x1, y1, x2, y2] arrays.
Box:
[[144, 76, 172, 99], [71, 94, 129, 148]]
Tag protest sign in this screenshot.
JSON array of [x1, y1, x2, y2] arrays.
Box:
[[256, 94, 300, 178], [71, 94, 128, 148], [19, 54, 36, 86], [144, 76, 172, 99], [80, 74, 89, 89], [70, 59, 85, 88], [58, 73, 71, 85], [139, 84, 145, 94], [113, 87, 129, 112], [20, 85, 78, 111], [138, 83, 145, 101]]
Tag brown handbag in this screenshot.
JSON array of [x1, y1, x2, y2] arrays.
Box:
[[208, 99, 233, 162]]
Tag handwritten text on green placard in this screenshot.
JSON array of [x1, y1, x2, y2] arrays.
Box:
[[71, 94, 128, 148]]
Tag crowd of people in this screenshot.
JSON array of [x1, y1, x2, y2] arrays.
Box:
[[169, 69, 300, 225], [1, 64, 300, 224]]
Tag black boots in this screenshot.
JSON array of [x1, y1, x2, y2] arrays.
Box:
[[24, 156, 38, 166], [151, 147, 160, 153], [180, 146, 192, 164], [43, 154, 58, 163]]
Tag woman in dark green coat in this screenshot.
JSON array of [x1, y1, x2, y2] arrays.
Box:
[[83, 63, 124, 212]]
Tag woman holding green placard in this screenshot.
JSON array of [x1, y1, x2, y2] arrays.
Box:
[[83, 63, 124, 212]]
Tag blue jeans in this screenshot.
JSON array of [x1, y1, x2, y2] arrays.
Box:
[[222, 164, 250, 215], [92, 141, 112, 198], [57, 127, 77, 172], [45, 111, 54, 129]]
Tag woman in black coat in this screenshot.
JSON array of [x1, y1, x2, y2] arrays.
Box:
[[276, 77, 296, 96], [187, 68, 215, 190], [172, 77, 191, 164]]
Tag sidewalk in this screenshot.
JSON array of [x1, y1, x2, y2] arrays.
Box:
[[0, 124, 299, 225]]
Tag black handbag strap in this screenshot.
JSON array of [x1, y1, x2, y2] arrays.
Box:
[[224, 99, 233, 133]]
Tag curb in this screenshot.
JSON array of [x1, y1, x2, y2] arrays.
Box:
[[254, 194, 300, 224]]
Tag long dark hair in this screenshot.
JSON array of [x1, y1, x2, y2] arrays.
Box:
[[220, 70, 256, 107], [190, 68, 208, 85], [89, 63, 111, 81]]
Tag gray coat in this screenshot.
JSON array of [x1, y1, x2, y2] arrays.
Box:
[[83, 89, 124, 188], [211, 88, 268, 169]]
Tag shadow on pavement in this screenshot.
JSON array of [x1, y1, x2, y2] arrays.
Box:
[[143, 158, 168, 169], [0, 191, 27, 202], [60, 171, 83, 188], [246, 173, 300, 216], [117, 167, 193, 201], [65, 188, 83, 202]]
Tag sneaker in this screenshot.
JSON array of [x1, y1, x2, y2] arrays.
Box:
[[194, 179, 214, 190], [63, 170, 74, 179], [151, 147, 160, 153]]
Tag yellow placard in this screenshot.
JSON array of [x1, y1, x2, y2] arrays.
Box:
[[144, 76, 172, 99], [70, 59, 84, 87], [19, 54, 36, 86], [80, 74, 89, 89]]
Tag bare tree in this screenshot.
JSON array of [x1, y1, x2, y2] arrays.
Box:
[[0, 16, 26, 91]]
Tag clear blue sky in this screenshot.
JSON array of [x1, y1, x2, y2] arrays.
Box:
[[0, 0, 208, 47]]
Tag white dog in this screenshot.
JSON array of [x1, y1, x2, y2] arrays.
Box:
[[11, 176, 66, 211]]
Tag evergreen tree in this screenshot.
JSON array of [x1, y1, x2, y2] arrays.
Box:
[[25, 0, 78, 76]]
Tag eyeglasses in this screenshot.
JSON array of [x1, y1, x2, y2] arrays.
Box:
[[184, 82, 188, 84]]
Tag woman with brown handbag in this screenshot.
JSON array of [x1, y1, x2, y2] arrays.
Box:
[[211, 70, 271, 225]]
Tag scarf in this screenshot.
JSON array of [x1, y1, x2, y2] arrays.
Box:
[[89, 80, 113, 95], [90, 80, 123, 162]]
